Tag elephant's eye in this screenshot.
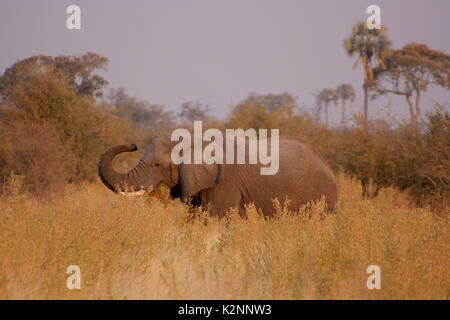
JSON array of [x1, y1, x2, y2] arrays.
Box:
[[154, 163, 160, 167]]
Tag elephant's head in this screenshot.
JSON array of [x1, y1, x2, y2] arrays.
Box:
[[98, 136, 224, 201]]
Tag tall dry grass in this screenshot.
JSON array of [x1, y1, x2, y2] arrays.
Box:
[[0, 173, 448, 299]]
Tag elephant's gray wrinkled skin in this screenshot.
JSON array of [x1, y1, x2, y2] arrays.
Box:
[[98, 136, 337, 217]]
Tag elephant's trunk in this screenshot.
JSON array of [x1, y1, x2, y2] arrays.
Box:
[[98, 144, 151, 195]]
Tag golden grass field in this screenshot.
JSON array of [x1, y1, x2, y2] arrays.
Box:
[[0, 173, 448, 299]]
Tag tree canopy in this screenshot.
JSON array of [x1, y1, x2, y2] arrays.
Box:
[[0, 52, 109, 100], [344, 22, 392, 127], [374, 43, 450, 124]]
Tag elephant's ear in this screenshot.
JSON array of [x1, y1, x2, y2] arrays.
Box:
[[179, 163, 224, 201]]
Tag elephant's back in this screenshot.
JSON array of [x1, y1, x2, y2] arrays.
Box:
[[252, 137, 337, 212]]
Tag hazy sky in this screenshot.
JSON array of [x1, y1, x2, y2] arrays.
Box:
[[1, 0, 449, 122]]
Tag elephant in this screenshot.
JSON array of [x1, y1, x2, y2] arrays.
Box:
[[98, 135, 337, 217]]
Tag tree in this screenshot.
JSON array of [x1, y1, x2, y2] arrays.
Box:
[[344, 22, 392, 127], [313, 93, 323, 125], [0, 63, 134, 182], [0, 52, 109, 99], [179, 101, 211, 123], [374, 43, 450, 125], [243, 92, 297, 113], [316, 88, 337, 128], [336, 84, 356, 125], [227, 92, 297, 131], [106, 87, 176, 133]]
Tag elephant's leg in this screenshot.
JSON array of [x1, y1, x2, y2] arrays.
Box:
[[203, 186, 242, 218]]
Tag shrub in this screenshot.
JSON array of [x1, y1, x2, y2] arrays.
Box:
[[0, 120, 74, 193], [227, 95, 449, 206], [0, 61, 137, 191]]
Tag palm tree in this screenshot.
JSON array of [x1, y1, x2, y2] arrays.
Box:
[[336, 84, 356, 126], [344, 22, 391, 127], [317, 88, 337, 128]]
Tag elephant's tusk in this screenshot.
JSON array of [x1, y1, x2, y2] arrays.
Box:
[[119, 190, 146, 196], [119, 187, 153, 196]]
